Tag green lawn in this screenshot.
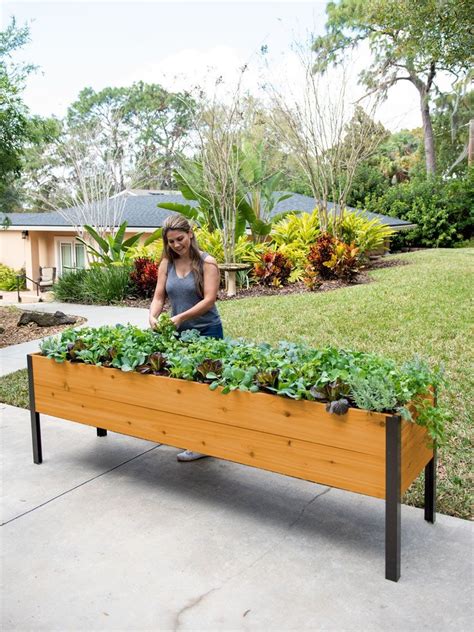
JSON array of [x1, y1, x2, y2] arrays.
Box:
[[1, 248, 472, 518], [218, 249, 473, 519]]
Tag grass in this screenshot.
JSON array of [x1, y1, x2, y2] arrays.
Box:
[[0, 248, 472, 518], [218, 249, 473, 519], [0, 369, 29, 408]]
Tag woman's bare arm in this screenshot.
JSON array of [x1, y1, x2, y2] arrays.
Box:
[[148, 258, 169, 328]]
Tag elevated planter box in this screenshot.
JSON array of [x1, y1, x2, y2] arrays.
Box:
[[27, 353, 436, 581]]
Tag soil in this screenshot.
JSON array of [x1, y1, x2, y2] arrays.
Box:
[[0, 307, 87, 349]]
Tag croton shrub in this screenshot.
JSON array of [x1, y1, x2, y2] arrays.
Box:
[[40, 315, 446, 443], [252, 250, 293, 287], [129, 257, 159, 298]]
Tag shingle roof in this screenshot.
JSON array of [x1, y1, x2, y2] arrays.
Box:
[[0, 192, 415, 230]]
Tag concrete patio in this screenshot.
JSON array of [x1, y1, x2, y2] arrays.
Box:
[[1, 303, 473, 630]]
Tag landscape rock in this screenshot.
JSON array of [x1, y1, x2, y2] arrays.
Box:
[[17, 310, 78, 327]]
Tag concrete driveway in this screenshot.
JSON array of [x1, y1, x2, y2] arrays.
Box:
[[1, 303, 473, 630]]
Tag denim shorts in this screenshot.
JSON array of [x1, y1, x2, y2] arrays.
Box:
[[199, 322, 224, 339]]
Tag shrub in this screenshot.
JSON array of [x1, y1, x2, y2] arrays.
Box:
[[53, 269, 88, 303], [328, 212, 394, 256], [324, 241, 361, 281], [304, 233, 361, 287], [274, 242, 310, 282], [0, 264, 25, 291], [305, 233, 336, 281], [194, 226, 225, 262], [253, 249, 292, 287], [82, 265, 132, 304], [194, 226, 265, 270], [127, 241, 163, 262], [53, 265, 132, 304], [364, 170, 474, 248], [130, 258, 159, 298], [271, 210, 320, 246]]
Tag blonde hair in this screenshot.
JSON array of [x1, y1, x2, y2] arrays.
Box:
[[161, 214, 204, 297]]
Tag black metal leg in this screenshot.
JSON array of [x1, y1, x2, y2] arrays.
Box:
[[97, 428, 107, 437], [27, 355, 43, 464], [385, 415, 401, 582], [424, 451, 437, 523]]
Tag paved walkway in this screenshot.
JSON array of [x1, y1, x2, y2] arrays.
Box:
[[1, 302, 473, 630]]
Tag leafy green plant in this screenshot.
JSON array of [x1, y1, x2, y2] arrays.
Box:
[[40, 325, 446, 442], [0, 264, 25, 291], [81, 265, 132, 304], [328, 212, 394, 256], [136, 352, 169, 375], [195, 358, 223, 382], [53, 269, 88, 303], [77, 222, 162, 265], [153, 312, 177, 340]]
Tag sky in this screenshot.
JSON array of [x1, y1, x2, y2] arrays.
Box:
[[2, 0, 424, 131]]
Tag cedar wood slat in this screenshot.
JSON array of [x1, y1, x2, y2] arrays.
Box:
[[31, 355, 433, 500]]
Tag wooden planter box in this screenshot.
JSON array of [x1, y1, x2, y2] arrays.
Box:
[[27, 353, 436, 581]]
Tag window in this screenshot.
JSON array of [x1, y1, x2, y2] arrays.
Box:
[[58, 240, 87, 275]]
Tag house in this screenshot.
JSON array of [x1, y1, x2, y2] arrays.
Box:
[[0, 190, 415, 289]]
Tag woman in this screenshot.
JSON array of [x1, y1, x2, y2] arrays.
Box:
[[149, 213, 223, 461]]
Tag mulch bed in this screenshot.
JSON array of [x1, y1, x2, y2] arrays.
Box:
[[0, 307, 86, 349], [366, 257, 410, 270]]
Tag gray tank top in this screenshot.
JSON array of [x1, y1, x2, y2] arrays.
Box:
[[166, 252, 221, 332]]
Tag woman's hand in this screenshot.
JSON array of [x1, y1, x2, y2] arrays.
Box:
[[171, 314, 183, 328], [149, 314, 158, 329]]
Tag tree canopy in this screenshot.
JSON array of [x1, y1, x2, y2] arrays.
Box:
[[0, 17, 36, 209], [312, 0, 474, 174]]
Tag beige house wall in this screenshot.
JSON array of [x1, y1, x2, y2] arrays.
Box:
[[1, 227, 158, 289], [0, 230, 30, 270]]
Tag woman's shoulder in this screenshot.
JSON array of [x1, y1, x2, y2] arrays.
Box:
[[159, 257, 171, 271], [201, 252, 218, 266]]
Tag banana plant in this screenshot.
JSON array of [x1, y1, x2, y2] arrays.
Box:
[[234, 141, 295, 242], [77, 221, 162, 265], [157, 161, 223, 232]]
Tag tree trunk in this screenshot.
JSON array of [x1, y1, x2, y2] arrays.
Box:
[[420, 96, 436, 175], [408, 63, 436, 176]]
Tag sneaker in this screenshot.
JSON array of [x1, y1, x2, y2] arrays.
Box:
[[176, 450, 209, 462]]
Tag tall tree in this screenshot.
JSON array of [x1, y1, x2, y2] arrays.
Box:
[[67, 86, 130, 191], [266, 51, 386, 230], [123, 82, 196, 189], [66, 82, 196, 191], [431, 88, 474, 176], [18, 115, 63, 211], [312, 0, 474, 175], [0, 17, 36, 210]]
